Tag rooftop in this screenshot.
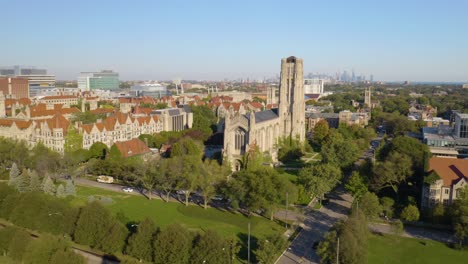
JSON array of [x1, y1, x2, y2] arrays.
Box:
[[428, 157, 468, 187]]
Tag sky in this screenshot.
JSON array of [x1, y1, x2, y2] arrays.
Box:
[[1, 0, 468, 82]]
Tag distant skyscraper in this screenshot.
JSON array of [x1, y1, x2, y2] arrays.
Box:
[[304, 78, 324, 94], [78, 70, 119, 90], [370, 74, 374, 83]]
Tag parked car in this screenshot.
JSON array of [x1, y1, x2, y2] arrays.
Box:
[[122, 187, 134, 193], [312, 241, 320, 250], [97, 175, 114, 183], [176, 190, 190, 195], [211, 195, 224, 201]]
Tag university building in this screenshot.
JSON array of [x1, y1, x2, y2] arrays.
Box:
[[223, 56, 305, 170]]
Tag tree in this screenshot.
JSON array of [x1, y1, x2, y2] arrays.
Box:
[[321, 130, 360, 169], [88, 142, 109, 160], [432, 203, 445, 224], [391, 219, 404, 235], [400, 204, 420, 222], [170, 137, 204, 158], [141, 166, 158, 200], [312, 119, 329, 149], [298, 163, 342, 204], [198, 159, 226, 209], [153, 224, 192, 264], [16, 169, 31, 193], [345, 171, 368, 199], [64, 125, 83, 153], [371, 152, 413, 193], [65, 180, 76, 197], [190, 105, 217, 139], [28, 170, 42, 192], [190, 230, 230, 264], [56, 184, 66, 198], [255, 233, 287, 264], [8, 228, 32, 261], [177, 156, 202, 206], [451, 186, 468, 247], [380, 197, 395, 218], [74, 202, 127, 253], [317, 213, 368, 264], [157, 159, 180, 202], [42, 176, 56, 195], [8, 162, 20, 189], [125, 218, 157, 262], [49, 248, 85, 264], [359, 192, 382, 219]]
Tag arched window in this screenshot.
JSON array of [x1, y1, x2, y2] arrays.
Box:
[[234, 127, 247, 152]]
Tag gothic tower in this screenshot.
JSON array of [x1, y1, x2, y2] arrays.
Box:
[[279, 56, 305, 142], [266, 86, 276, 105], [364, 87, 372, 108]]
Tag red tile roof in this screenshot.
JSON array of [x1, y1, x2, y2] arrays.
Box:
[[114, 138, 151, 158], [428, 157, 468, 187]]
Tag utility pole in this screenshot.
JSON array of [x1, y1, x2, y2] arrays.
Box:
[[336, 237, 340, 264], [285, 192, 289, 229], [248, 222, 251, 264]]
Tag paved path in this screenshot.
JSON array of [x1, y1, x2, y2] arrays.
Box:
[[368, 222, 456, 244], [276, 187, 353, 264]]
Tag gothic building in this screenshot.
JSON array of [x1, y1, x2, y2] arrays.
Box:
[[223, 56, 305, 170]]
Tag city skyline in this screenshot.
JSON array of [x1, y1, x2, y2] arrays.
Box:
[[1, 0, 467, 82]]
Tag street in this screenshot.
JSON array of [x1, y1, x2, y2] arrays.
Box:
[[276, 186, 353, 264]]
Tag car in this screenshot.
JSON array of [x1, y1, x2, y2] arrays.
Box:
[[122, 187, 134, 193], [176, 190, 189, 195], [211, 195, 224, 201]]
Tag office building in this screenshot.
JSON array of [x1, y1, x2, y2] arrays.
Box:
[[78, 70, 119, 90], [131, 83, 169, 98], [0, 66, 55, 97], [304, 78, 324, 95], [0, 77, 29, 99]]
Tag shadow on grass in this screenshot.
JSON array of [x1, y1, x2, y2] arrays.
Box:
[[237, 232, 259, 263]]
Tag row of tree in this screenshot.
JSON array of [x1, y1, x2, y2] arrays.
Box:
[[0, 183, 288, 263]]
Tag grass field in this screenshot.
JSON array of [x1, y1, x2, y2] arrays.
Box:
[[73, 185, 285, 240], [368, 233, 467, 264]]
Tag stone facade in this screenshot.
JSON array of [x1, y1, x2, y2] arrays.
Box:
[[223, 56, 305, 170]]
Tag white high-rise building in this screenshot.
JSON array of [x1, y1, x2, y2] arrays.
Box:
[[304, 78, 324, 94]]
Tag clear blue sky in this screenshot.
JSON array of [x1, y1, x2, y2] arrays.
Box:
[[1, 0, 467, 82]]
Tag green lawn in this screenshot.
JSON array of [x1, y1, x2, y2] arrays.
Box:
[[73, 185, 284, 239], [368, 233, 467, 264]]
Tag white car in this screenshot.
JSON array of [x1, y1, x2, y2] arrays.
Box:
[[122, 187, 134, 193], [176, 190, 189, 195]]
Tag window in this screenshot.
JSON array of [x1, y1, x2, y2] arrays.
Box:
[[445, 189, 449, 195]]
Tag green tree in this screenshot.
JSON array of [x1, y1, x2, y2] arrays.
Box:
[[153, 224, 192, 264], [190, 230, 230, 264], [170, 137, 204, 158], [321, 130, 359, 169], [17, 169, 31, 193], [345, 171, 368, 199], [255, 233, 287, 264], [88, 142, 109, 160], [451, 186, 468, 247], [190, 105, 217, 139], [312, 119, 330, 149], [42, 176, 56, 195], [74, 202, 127, 253], [28, 170, 42, 192], [198, 159, 226, 209], [298, 163, 342, 205], [8, 228, 32, 261], [8, 162, 20, 188], [371, 152, 413, 193], [380, 197, 395, 218], [400, 204, 420, 222], [65, 180, 76, 197], [358, 192, 382, 219], [126, 218, 157, 262], [64, 124, 83, 153], [56, 184, 66, 198]]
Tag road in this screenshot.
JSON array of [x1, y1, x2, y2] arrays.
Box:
[[277, 187, 353, 264], [276, 141, 378, 264]]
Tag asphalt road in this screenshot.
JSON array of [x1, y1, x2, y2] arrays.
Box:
[[276, 187, 353, 264]]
